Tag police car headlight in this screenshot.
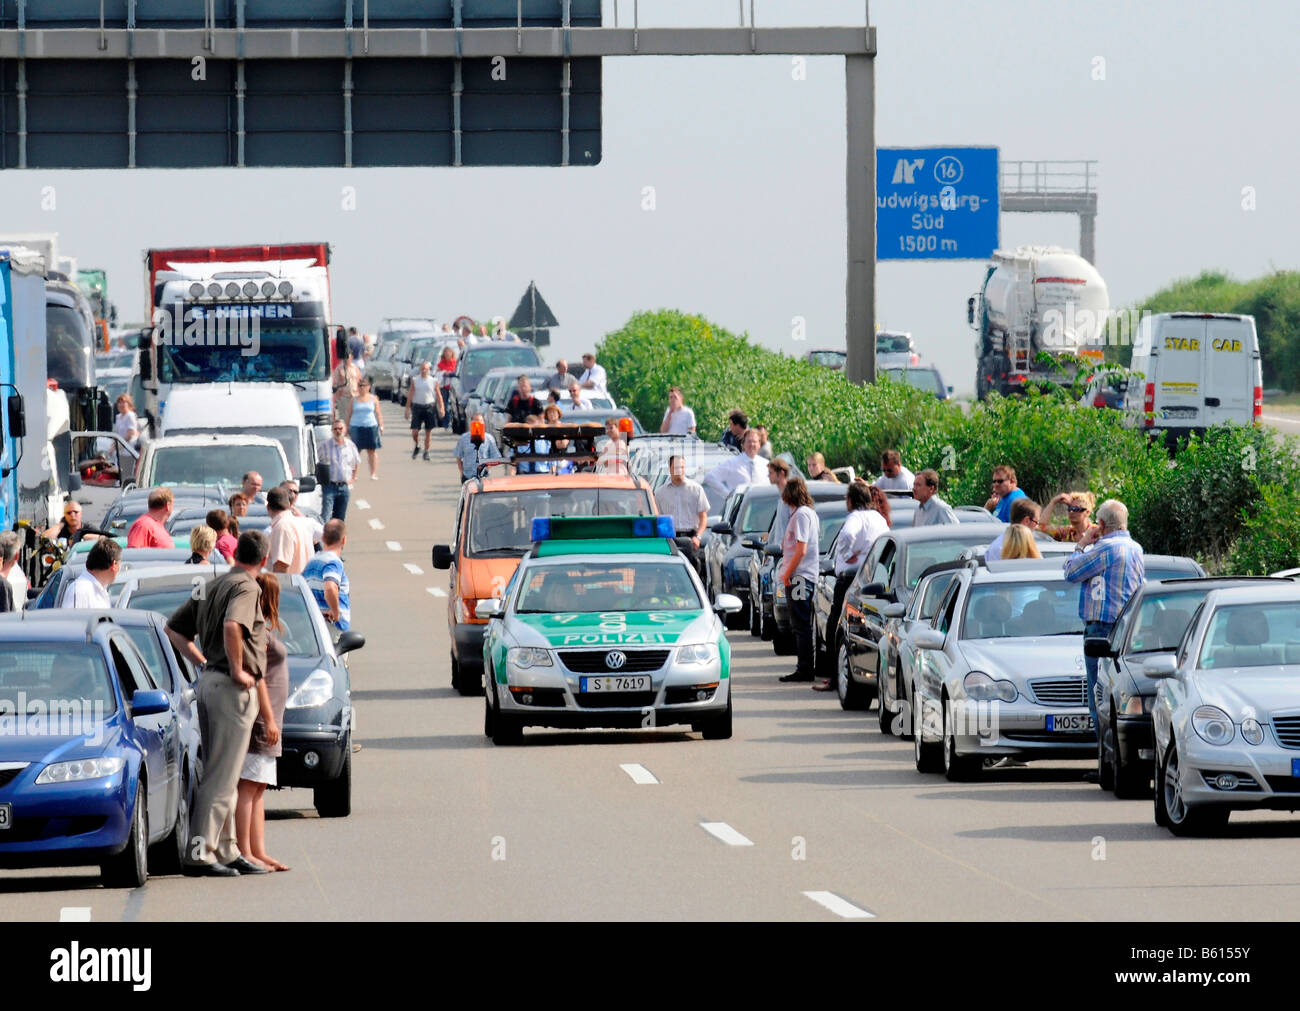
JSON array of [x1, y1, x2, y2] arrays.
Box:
[[676, 643, 719, 665], [1192, 705, 1234, 746], [1240, 717, 1265, 746], [286, 669, 334, 709], [36, 757, 125, 785], [508, 647, 552, 669]]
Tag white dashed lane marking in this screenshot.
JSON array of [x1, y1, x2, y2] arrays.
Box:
[[802, 891, 875, 920], [619, 763, 659, 785], [699, 822, 753, 847], [354, 499, 371, 510], [368, 518, 385, 530], [385, 541, 403, 552], [402, 563, 424, 575], [426, 587, 447, 597], [59, 907, 92, 922]]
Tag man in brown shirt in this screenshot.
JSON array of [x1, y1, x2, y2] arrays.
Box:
[[166, 530, 271, 877]]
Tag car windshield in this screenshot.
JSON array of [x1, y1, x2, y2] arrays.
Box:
[[809, 351, 845, 368], [739, 497, 778, 533], [885, 368, 943, 396], [515, 561, 703, 613], [0, 643, 116, 715], [125, 586, 204, 620], [96, 350, 135, 371], [169, 426, 302, 476], [908, 572, 958, 621], [404, 338, 442, 365], [468, 488, 653, 556], [1126, 590, 1206, 654], [1198, 602, 1300, 669], [276, 587, 322, 657], [877, 334, 913, 354], [961, 580, 1083, 639], [904, 537, 992, 588], [150, 444, 287, 487], [463, 347, 542, 388]]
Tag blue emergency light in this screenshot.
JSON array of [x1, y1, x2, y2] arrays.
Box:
[[530, 515, 676, 541]]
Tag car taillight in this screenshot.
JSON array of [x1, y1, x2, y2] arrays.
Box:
[[1253, 385, 1263, 421], [1092, 395, 1107, 408], [1143, 382, 1155, 427]]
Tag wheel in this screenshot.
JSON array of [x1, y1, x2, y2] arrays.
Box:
[[914, 689, 944, 773], [759, 604, 774, 641], [942, 696, 982, 782], [149, 764, 192, 875], [836, 641, 870, 712], [772, 624, 795, 656], [701, 690, 733, 740], [748, 594, 761, 637], [1157, 745, 1228, 836], [449, 651, 459, 690], [491, 707, 523, 746], [1113, 713, 1151, 799], [484, 679, 496, 738], [313, 735, 352, 818], [724, 598, 748, 631], [1098, 709, 1116, 792], [451, 653, 483, 697], [101, 782, 148, 888], [897, 665, 914, 741]]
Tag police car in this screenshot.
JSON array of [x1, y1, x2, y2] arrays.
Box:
[[478, 516, 743, 744]]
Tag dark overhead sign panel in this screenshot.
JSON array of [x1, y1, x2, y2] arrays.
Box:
[[0, 1, 601, 169]]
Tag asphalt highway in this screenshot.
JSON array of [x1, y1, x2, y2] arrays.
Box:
[[5, 401, 1300, 922]]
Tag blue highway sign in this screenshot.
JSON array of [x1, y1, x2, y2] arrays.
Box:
[[877, 146, 999, 260]]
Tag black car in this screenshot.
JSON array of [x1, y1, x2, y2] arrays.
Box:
[[447, 343, 543, 432], [704, 484, 782, 628], [767, 502, 849, 655]]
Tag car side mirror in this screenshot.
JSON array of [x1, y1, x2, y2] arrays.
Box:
[[1142, 655, 1178, 678], [859, 582, 885, 598], [6, 391, 25, 439], [130, 689, 170, 717], [298, 475, 317, 493], [763, 544, 783, 558], [882, 602, 905, 618], [818, 557, 835, 575], [66, 471, 83, 492], [740, 536, 761, 550], [1084, 636, 1115, 659], [475, 598, 503, 620], [335, 630, 366, 655], [711, 522, 732, 535], [432, 544, 453, 569], [713, 593, 743, 614], [912, 628, 945, 651]]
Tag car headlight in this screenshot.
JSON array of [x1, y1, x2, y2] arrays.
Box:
[[963, 671, 1017, 702], [1240, 717, 1265, 746], [507, 647, 553, 669], [1191, 705, 1234, 746], [286, 669, 334, 709], [36, 757, 125, 785], [676, 643, 719, 665]]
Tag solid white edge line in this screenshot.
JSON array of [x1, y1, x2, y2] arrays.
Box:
[[385, 540, 403, 551], [619, 763, 659, 785], [59, 907, 92, 922], [402, 563, 424, 575], [699, 821, 754, 846], [802, 891, 875, 919]]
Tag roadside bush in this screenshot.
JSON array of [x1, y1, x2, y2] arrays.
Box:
[[1226, 483, 1300, 575]]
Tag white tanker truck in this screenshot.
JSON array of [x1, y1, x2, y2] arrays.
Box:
[[968, 245, 1110, 399]]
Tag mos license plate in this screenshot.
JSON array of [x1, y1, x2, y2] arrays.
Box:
[[0, 803, 10, 830], [580, 675, 651, 693], [1046, 714, 1095, 733]]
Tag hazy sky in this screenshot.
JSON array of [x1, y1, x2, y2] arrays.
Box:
[[2, 0, 1297, 394]]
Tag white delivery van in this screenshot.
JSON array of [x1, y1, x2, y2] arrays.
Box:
[[1124, 312, 1262, 445]]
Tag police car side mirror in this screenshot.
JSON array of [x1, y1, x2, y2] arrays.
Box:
[[432, 544, 453, 569], [474, 599, 503, 620], [818, 557, 835, 575], [130, 689, 170, 717], [713, 593, 743, 614]]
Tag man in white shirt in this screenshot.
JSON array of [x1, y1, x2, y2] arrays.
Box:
[[912, 469, 959, 527], [61, 539, 121, 608], [778, 479, 820, 684], [577, 352, 608, 396], [834, 483, 889, 577], [0, 531, 27, 610], [985, 498, 1041, 561], [660, 386, 697, 435], [875, 449, 916, 492], [562, 382, 593, 413], [702, 429, 770, 499], [265, 487, 314, 575], [654, 455, 710, 573]]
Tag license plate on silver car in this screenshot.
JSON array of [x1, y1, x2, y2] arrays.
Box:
[[580, 675, 651, 693], [1046, 714, 1095, 732], [0, 803, 10, 830]]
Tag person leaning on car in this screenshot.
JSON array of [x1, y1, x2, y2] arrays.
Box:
[[165, 530, 275, 878]]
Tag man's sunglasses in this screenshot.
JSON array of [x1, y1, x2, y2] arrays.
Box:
[[1066, 505, 1089, 513]]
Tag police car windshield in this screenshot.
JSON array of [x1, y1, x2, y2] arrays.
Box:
[[467, 488, 653, 556], [515, 562, 704, 613], [961, 581, 1083, 640]]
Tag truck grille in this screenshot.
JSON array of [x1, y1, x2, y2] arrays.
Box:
[[559, 650, 669, 674], [1029, 678, 1087, 706], [1272, 716, 1300, 749]]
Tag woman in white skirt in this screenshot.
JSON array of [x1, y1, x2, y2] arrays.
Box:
[[235, 573, 292, 872]]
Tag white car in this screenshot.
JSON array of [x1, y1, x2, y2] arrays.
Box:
[[910, 558, 1093, 781], [1149, 584, 1300, 835], [132, 433, 320, 514]]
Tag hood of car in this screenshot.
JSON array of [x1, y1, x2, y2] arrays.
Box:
[[1189, 669, 1300, 719], [512, 610, 711, 648], [958, 638, 1085, 683], [460, 556, 524, 601], [0, 718, 124, 764]]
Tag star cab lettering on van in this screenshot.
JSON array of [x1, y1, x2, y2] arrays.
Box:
[[1163, 336, 1199, 351], [1212, 338, 1243, 351]]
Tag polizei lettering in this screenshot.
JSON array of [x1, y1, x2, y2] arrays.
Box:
[[558, 633, 669, 645]]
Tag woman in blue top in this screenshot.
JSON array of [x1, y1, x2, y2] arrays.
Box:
[[349, 378, 385, 481]]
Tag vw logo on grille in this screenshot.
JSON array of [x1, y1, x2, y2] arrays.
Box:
[[605, 650, 628, 670]]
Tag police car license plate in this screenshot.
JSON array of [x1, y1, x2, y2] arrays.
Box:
[[0, 803, 10, 830], [1046, 714, 1095, 732], [580, 676, 651, 693]]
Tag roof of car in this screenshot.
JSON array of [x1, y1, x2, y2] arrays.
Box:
[[464, 472, 652, 497], [111, 562, 229, 586], [161, 383, 304, 428], [885, 522, 1006, 542], [0, 611, 119, 640], [144, 433, 284, 449], [1199, 584, 1300, 606]]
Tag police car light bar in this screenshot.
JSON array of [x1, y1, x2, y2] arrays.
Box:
[[531, 515, 676, 542]]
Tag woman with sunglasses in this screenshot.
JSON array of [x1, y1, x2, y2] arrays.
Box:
[[1041, 491, 1096, 542]]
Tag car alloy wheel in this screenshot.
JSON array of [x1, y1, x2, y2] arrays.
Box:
[[942, 696, 981, 782], [102, 783, 148, 888], [913, 688, 943, 773]]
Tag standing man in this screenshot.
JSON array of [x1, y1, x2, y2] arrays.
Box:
[[777, 478, 820, 684], [303, 520, 351, 632], [406, 360, 443, 461], [767, 458, 792, 545], [1063, 499, 1145, 738], [876, 450, 916, 492], [660, 386, 697, 435], [165, 531, 272, 877], [654, 455, 710, 573], [720, 410, 748, 451], [547, 359, 571, 392], [506, 375, 544, 424], [127, 488, 176, 548], [320, 419, 361, 521], [455, 412, 502, 482], [911, 469, 959, 526], [60, 539, 121, 608], [265, 487, 313, 575], [277, 480, 324, 546], [985, 498, 1041, 560], [754, 425, 774, 459], [563, 381, 593, 413], [332, 352, 361, 428], [577, 352, 607, 397], [986, 465, 1027, 522], [702, 428, 770, 499], [346, 326, 366, 364], [0, 530, 25, 610], [240, 471, 266, 504]]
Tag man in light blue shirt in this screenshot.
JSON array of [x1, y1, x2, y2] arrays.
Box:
[[303, 520, 351, 632], [454, 412, 502, 482]]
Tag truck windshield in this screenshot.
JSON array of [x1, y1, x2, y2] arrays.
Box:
[[159, 319, 327, 385], [149, 444, 287, 488], [47, 304, 94, 390]]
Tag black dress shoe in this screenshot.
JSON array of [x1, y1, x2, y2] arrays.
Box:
[[226, 857, 269, 875], [779, 672, 814, 683], [184, 862, 240, 878]]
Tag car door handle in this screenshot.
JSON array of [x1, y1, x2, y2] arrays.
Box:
[[1204, 397, 1220, 407]]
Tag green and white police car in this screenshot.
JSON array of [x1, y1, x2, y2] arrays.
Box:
[[478, 516, 743, 745]]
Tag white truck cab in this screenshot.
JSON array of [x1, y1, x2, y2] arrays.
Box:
[[1124, 313, 1262, 445]]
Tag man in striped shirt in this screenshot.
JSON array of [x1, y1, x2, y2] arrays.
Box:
[[1063, 498, 1145, 730]]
